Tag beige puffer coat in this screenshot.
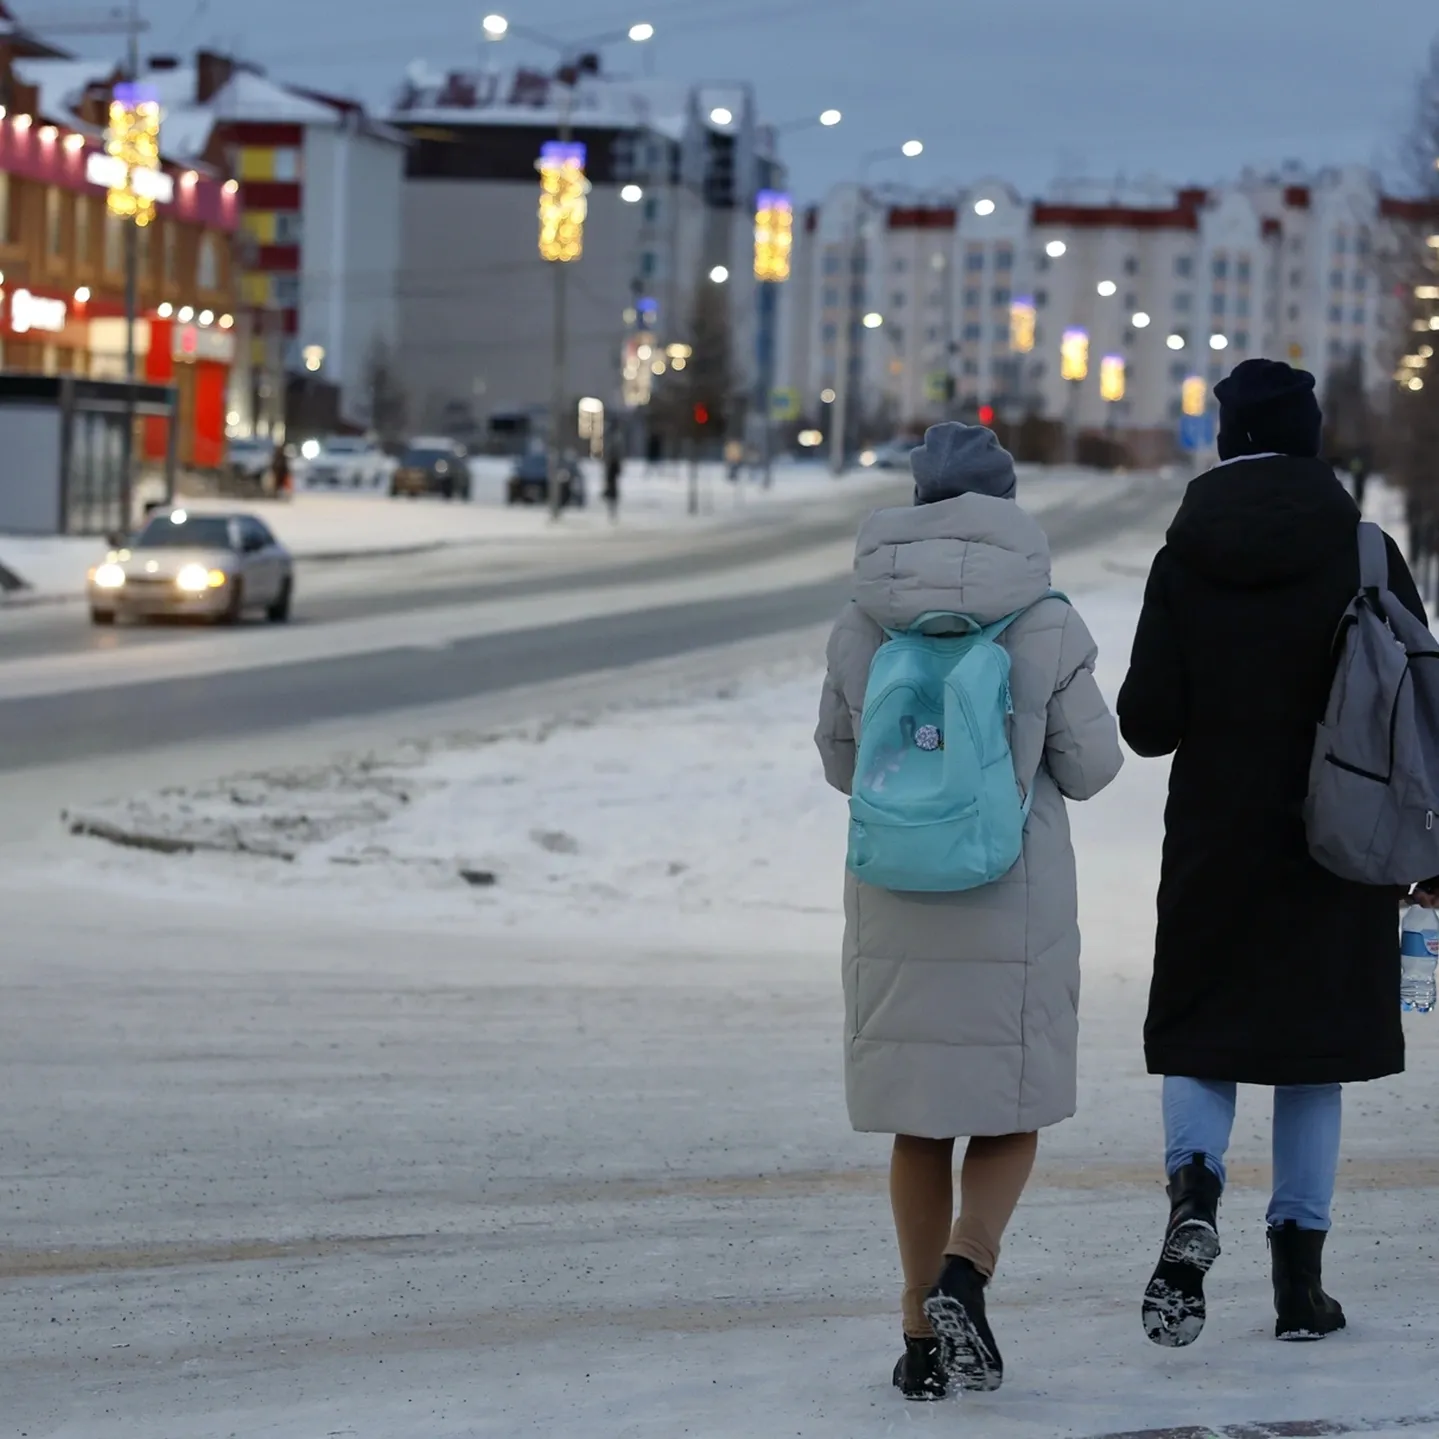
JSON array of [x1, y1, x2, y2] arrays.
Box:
[[816, 494, 1123, 1138]]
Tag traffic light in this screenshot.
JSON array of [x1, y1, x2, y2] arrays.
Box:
[[978, 404, 995, 426], [693, 403, 710, 426]]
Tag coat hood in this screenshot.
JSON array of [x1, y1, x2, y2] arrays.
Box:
[[1166, 456, 1359, 590], [852, 493, 1052, 630]]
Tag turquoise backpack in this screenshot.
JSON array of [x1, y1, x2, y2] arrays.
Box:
[[847, 597, 1064, 893]]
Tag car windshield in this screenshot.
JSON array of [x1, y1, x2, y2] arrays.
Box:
[[134, 516, 234, 550], [404, 448, 452, 467]]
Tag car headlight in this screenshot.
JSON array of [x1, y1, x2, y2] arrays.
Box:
[[92, 562, 126, 590], [858, 449, 878, 468], [176, 564, 227, 593], [434, 460, 449, 473]]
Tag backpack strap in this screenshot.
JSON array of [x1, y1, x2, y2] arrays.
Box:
[[1358, 522, 1388, 592]]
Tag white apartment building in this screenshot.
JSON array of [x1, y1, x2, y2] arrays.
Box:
[[782, 166, 1411, 461]]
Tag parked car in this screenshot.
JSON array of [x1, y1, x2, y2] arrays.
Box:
[[300, 436, 397, 492], [87, 509, 294, 626], [225, 437, 274, 484], [859, 439, 918, 470], [392, 437, 472, 500], [506, 451, 586, 508]]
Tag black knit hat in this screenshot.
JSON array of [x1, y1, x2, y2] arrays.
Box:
[[1213, 359, 1323, 462]]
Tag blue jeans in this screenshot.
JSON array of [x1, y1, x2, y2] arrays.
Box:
[[1162, 1075, 1343, 1231]]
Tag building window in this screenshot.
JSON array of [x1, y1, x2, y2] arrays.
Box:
[[74, 198, 91, 268], [1034, 253, 1050, 273], [1236, 295, 1250, 318], [1174, 292, 1192, 313], [1334, 232, 1348, 255], [1170, 361, 1188, 381], [1034, 288, 1048, 308], [198, 234, 222, 290], [963, 358, 979, 376], [995, 247, 1013, 271], [822, 286, 838, 307], [891, 291, 907, 309], [822, 323, 837, 343], [926, 326, 942, 342], [1212, 293, 1226, 316], [1235, 330, 1250, 349], [1288, 303, 1300, 321], [641, 251, 657, 277], [963, 322, 982, 341], [163, 224, 177, 282], [104, 211, 124, 274], [823, 255, 840, 275], [1352, 272, 1367, 292], [1328, 304, 1342, 324], [963, 286, 980, 307], [1175, 255, 1193, 278], [273, 275, 300, 307], [1124, 292, 1138, 310], [1289, 268, 1303, 287], [1124, 255, 1140, 275], [1356, 229, 1372, 257], [892, 257, 908, 273], [275, 212, 304, 244], [271, 148, 301, 182], [965, 252, 985, 272], [45, 187, 65, 257], [1237, 258, 1251, 283], [1212, 256, 1228, 279], [643, 197, 659, 222], [1330, 269, 1344, 289], [991, 287, 1010, 307], [1351, 306, 1366, 325], [993, 324, 1008, 343]]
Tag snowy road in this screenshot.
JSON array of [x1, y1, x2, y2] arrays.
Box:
[[3, 488, 1437, 1438], [0, 473, 1179, 770]]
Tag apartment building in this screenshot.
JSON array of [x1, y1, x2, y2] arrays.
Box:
[[783, 166, 1415, 461]]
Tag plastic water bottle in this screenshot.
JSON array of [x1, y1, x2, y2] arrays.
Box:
[[1399, 906, 1439, 1014]]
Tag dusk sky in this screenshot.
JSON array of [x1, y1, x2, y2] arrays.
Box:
[[27, 0, 1439, 199]]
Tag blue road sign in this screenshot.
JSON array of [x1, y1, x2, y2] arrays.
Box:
[[1178, 413, 1216, 452]]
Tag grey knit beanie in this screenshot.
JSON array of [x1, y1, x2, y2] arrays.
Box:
[[910, 422, 1017, 504]]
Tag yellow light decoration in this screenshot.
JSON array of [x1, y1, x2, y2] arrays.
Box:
[[1182, 376, 1207, 417], [1060, 327, 1089, 382], [537, 141, 589, 263], [753, 189, 793, 282], [1009, 298, 1036, 354], [1100, 354, 1126, 402], [105, 87, 163, 227]]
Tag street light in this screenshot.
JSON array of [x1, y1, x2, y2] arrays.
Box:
[[973, 198, 996, 216], [621, 183, 643, 203], [820, 108, 843, 126], [710, 265, 730, 284], [1046, 240, 1067, 258], [1210, 333, 1229, 351], [1167, 333, 1186, 350], [901, 139, 924, 158], [863, 311, 884, 329], [710, 107, 734, 126], [1132, 311, 1151, 328], [482, 12, 509, 38], [1097, 280, 1117, 297], [628, 21, 655, 41]]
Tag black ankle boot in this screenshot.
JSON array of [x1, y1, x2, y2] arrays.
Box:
[[1142, 1152, 1223, 1348], [922, 1256, 1003, 1392], [892, 1333, 946, 1400], [1269, 1220, 1346, 1341]]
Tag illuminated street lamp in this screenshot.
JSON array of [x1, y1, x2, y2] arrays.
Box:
[[863, 311, 884, 329], [901, 139, 924, 158], [1209, 333, 1230, 351], [709, 265, 730, 284], [1167, 333, 1186, 351], [710, 107, 734, 126], [820, 109, 842, 127], [1132, 311, 1152, 328], [1046, 240, 1067, 258], [621, 183, 643, 203]]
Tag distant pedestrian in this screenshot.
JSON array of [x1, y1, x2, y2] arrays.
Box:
[[815, 422, 1123, 1401], [724, 438, 744, 482], [1118, 359, 1430, 1350], [603, 451, 622, 522], [271, 443, 291, 498]]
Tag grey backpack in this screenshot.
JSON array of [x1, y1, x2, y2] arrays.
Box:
[[1305, 522, 1439, 885]]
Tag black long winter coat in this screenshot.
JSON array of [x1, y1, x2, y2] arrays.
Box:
[[1118, 456, 1426, 1086]]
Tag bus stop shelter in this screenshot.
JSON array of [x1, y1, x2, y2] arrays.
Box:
[[0, 373, 177, 536]]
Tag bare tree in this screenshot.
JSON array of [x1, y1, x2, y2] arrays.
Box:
[[649, 272, 733, 455], [1383, 37, 1439, 595], [1322, 345, 1375, 504], [362, 336, 409, 449]]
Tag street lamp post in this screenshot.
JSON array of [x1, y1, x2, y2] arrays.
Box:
[[484, 14, 654, 518], [830, 141, 924, 477]]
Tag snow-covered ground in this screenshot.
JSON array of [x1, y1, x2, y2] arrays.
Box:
[[0, 463, 1144, 603], [6, 526, 1437, 1437]]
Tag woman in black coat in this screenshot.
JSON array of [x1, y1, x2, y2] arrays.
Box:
[[1117, 360, 1427, 1350]]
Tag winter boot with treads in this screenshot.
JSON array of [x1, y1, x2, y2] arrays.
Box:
[[1142, 1152, 1223, 1348], [891, 1334, 946, 1401], [923, 1256, 1003, 1392], [1269, 1220, 1346, 1341]]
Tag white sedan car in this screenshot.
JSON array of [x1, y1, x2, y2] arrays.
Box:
[[88, 509, 294, 626], [299, 436, 397, 492]]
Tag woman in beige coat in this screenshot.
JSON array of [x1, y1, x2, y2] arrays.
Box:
[[815, 423, 1123, 1400]]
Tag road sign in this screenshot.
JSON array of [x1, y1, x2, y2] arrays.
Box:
[[924, 370, 951, 405], [1178, 412, 1216, 452], [770, 388, 800, 421]]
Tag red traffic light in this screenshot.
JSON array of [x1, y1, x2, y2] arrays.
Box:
[[978, 404, 995, 426], [693, 403, 710, 426]]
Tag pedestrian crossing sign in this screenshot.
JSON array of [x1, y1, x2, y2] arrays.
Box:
[[770, 388, 800, 421]]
